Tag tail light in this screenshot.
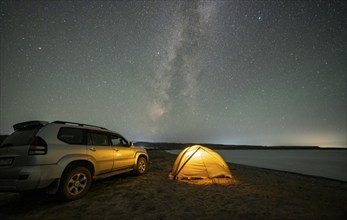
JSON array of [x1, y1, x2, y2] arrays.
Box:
[[29, 136, 47, 155]]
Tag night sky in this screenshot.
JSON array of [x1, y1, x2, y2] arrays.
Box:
[[1, 1, 346, 147]]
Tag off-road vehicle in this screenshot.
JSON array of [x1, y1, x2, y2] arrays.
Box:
[[0, 120, 149, 200]]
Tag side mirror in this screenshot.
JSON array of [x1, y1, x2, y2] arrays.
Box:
[[129, 141, 134, 146]]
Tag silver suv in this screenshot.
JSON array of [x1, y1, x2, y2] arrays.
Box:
[[0, 120, 149, 200]]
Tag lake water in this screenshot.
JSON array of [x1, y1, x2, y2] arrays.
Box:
[[166, 149, 347, 182]]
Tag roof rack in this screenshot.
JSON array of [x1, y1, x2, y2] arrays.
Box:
[[52, 121, 107, 130]]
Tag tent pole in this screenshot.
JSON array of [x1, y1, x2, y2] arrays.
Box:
[[174, 146, 201, 180]]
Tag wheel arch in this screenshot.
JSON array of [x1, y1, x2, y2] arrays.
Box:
[[57, 154, 96, 176], [134, 152, 148, 164], [46, 156, 96, 194], [63, 160, 95, 176], [133, 152, 149, 171], [57, 162, 93, 201]]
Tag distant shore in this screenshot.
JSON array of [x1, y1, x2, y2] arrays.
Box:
[[135, 141, 346, 150], [1, 135, 344, 149]]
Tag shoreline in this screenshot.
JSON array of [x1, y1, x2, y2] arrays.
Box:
[[167, 148, 347, 182]]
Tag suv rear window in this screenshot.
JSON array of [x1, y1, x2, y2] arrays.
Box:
[[58, 128, 85, 145], [1, 126, 41, 147]]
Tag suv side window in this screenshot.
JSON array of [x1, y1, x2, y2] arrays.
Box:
[[58, 128, 85, 145], [110, 135, 129, 147], [88, 132, 109, 146]]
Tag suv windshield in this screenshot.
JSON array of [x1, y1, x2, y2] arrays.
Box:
[[1, 126, 41, 147]]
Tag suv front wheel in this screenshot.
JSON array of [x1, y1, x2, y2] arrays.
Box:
[[58, 166, 92, 201], [135, 157, 147, 175]]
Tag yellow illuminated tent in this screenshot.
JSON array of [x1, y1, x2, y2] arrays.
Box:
[[169, 145, 234, 185]]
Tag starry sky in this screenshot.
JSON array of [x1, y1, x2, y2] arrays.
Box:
[[1, 1, 346, 147]]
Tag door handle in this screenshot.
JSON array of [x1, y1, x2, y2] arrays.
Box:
[[113, 148, 119, 151], [89, 147, 96, 152]]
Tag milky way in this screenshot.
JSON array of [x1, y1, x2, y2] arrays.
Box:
[[1, 1, 346, 147], [149, 2, 216, 132]]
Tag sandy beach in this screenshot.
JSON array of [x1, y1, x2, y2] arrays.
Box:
[[1, 150, 346, 220]]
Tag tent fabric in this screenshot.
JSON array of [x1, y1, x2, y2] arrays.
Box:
[[169, 145, 234, 185]]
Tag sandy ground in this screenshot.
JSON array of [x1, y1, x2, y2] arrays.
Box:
[[1, 150, 346, 220]]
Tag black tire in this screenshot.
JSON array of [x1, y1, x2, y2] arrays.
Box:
[[135, 157, 147, 175], [57, 166, 92, 201]]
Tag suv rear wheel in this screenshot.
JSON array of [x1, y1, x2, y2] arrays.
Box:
[[135, 157, 147, 175], [58, 166, 92, 201]]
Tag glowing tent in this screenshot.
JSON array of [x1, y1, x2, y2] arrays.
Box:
[[169, 145, 234, 185]]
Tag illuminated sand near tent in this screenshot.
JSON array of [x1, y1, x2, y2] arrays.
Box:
[[1, 150, 346, 219]]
